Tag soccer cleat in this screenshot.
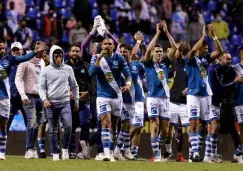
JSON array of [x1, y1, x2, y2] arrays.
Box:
[[33, 148, 39, 158], [53, 154, 60, 161], [110, 151, 116, 162], [134, 156, 146, 161], [77, 152, 84, 159], [188, 156, 193, 163], [232, 155, 243, 163], [211, 155, 223, 163], [103, 149, 110, 161], [25, 149, 35, 159], [39, 152, 46, 159], [203, 157, 213, 163], [114, 152, 126, 161], [161, 152, 173, 162], [192, 155, 201, 162], [176, 154, 187, 162], [124, 150, 135, 160], [62, 149, 69, 160], [153, 157, 161, 163], [95, 153, 106, 161], [0, 153, 6, 160], [69, 153, 77, 159], [80, 141, 90, 159]]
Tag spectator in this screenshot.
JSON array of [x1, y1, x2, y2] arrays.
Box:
[[14, 19, 32, 50], [6, 1, 22, 34], [69, 21, 88, 45], [170, 4, 189, 41], [6, 0, 26, 16], [100, 3, 116, 33], [42, 9, 58, 41], [211, 13, 229, 50], [66, 15, 77, 34], [162, 0, 172, 22]]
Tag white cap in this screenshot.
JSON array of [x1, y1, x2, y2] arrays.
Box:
[[11, 42, 23, 50]]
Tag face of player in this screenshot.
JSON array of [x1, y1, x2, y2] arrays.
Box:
[[240, 50, 243, 59], [199, 44, 209, 57], [11, 47, 23, 56], [69, 46, 81, 61], [166, 48, 171, 57], [220, 53, 232, 67], [153, 47, 163, 62], [120, 47, 131, 62], [0, 43, 5, 58], [43, 51, 49, 64], [53, 53, 63, 66], [101, 39, 114, 55]]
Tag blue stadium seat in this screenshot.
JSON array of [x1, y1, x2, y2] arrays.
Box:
[[90, 0, 98, 9], [92, 9, 99, 20], [67, 0, 75, 7], [231, 34, 242, 46], [25, 0, 35, 7], [54, 0, 67, 8], [203, 10, 214, 23], [26, 7, 40, 19], [232, 56, 240, 65], [58, 8, 71, 20], [143, 33, 150, 44], [32, 30, 40, 42], [36, 0, 41, 6], [62, 31, 69, 43], [110, 8, 117, 21], [123, 33, 135, 45], [36, 19, 42, 30], [207, 0, 217, 12]]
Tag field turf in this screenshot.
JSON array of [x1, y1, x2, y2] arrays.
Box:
[[0, 156, 243, 171]]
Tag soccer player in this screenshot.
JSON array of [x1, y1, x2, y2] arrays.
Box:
[[89, 38, 132, 161], [185, 25, 223, 162], [15, 42, 46, 159], [39, 45, 79, 161], [144, 23, 170, 162], [0, 40, 45, 160], [161, 21, 190, 162], [66, 43, 92, 159], [7, 42, 27, 132]]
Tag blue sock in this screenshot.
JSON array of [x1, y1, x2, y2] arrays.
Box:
[[123, 131, 130, 150], [151, 136, 160, 159], [38, 137, 46, 153], [210, 133, 218, 157], [235, 144, 243, 156], [205, 135, 211, 158], [0, 131, 7, 154], [189, 132, 199, 157], [101, 128, 110, 152], [131, 145, 138, 157], [116, 131, 124, 149]]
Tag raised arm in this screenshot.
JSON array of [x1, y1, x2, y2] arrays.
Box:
[[105, 29, 119, 48], [208, 25, 224, 59], [188, 26, 207, 60], [131, 31, 143, 59], [144, 23, 161, 62], [161, 20, 177, 61]]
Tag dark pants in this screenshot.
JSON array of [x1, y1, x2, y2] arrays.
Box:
[[46, 101, 72, 154], [23, 94, 43, 151], [8, 96, 27, 132], [220, 103, 240, 149], [69, 101, 90, 153]]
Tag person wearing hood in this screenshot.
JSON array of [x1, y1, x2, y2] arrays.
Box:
[[15, 41, 46, 159], [39, 45, 79, 161]]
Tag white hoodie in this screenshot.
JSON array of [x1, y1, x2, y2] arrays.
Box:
[[38, 45, 79, 104]]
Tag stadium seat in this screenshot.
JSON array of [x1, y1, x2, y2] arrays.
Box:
[[92, 9, 99, 20], [58, 8, 71, 20], [203, 10, 214, 23], [123, 33, 135, 45], [67, 0, 75, 7], [207, 0, 217, 12], [36, 19, 42, 30], [90, 0, 98, 9], [143, 33, 150, 44], [32, 30, 40, 42], [62, 31, 69, 43], [25, 0, 35, 7], [26, 7, 40, 19], [110, 8, 118, 21], [231, 34, 242, 46], [232, 56, 240, 65], [54, 0, 66, 8]]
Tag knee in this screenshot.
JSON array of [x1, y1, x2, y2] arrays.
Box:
[[190, 121, 199, 132], [151, 120, 159, 132], [121, 120, 130, 131], [102, 119, 111, 128]]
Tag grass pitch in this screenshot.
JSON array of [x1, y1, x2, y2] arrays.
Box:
[[0, 156, 242, 171]]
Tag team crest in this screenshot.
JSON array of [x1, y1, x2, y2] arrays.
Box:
[[113, 61, 118, 65], [157, 71, 165, 80], [132, 66, 137, 70], [105, 72, 114, 82], [201, 69, 207, 78]]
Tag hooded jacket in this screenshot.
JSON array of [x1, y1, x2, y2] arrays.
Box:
[[38, 45, 79, 104]]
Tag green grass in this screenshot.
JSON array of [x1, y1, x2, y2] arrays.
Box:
[[0, 156, 243, 171]]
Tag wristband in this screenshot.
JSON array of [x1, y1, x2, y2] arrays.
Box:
[[213, 36, 218, 41], [126, 81, 131, 87], [89, 28, 96, 35], [137, 40, 142, 43]]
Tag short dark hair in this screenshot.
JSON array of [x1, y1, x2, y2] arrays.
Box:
[[155, 44, 163, 48], [53, 49, 63, 55], [202, 41, 209, 47], [0, 39, 4, 44], [219, 51, 230, 57], [178, 41, 191, 56], [69, 43, 81, 51], [239, 46, 243, 52], [119, 43, 132, 51]]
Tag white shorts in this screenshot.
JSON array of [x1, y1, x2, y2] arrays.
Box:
[[234, 106, 243, 125], [187, 95, 211, 121], [121, 103, 134, 122], [170, 102, 189, 127], [96, 97, 122, 117], [147, 97, 170, 120], [131, 102, 144, 127], [0, 98, 10, 119], [209, 105, 220, 122]]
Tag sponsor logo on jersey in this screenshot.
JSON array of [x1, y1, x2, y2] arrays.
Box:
[[100, 105, 107, 113], [157, 71, 165, 80], [105, 72, 114, 82], [201, 68, 207, 78], [113, 61, 118, 65]]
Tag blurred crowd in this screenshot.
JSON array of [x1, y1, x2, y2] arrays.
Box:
[[0, 0, 243, 58]]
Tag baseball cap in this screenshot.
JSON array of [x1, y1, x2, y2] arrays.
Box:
[[11, 42, 23, 50]]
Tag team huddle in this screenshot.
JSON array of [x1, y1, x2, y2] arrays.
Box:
[[0, 16, 243, 163]]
